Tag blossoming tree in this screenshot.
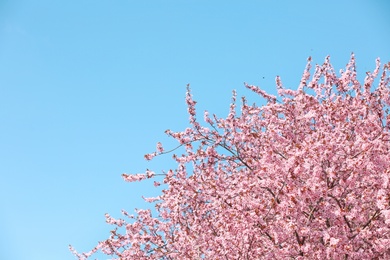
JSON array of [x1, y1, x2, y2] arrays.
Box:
[[71, 55, 390, 259]]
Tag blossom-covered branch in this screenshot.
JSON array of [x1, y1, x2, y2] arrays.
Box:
[[71, 55, 390, 259]]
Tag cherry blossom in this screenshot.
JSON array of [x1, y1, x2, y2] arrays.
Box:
[[71, 55, 390, 259]]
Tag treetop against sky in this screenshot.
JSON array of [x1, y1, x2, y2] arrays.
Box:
[[71, 55, 390, 259]]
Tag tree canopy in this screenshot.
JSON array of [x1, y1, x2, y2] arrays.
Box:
[[71, 55, 390, 259]]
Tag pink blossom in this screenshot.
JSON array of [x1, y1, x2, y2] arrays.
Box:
[[121, 173, 147, 182], [156, 142, 164, 153], [72, 55, 390, 259], [144, 152, 156, 161]]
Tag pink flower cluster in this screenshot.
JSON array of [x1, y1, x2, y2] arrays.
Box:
[[71, 55, 390, 259]]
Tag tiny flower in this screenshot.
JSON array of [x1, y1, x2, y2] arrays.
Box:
[[122, 173, 147, 182], [156, 142, 164, 153], [329, 237, 339, 247], [144, 152, 156, 161]]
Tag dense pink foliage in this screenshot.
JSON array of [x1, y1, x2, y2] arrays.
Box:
[[71, 55, 390, 259]]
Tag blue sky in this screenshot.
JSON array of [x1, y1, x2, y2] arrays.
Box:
[[0, 1, 389, 259]]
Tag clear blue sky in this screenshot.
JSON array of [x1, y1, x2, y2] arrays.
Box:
[[0, 1, 389, 259]]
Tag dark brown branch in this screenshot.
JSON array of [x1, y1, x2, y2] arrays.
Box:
[[343, 215, 353, 232], [362, 209, 380, 230], [294, 230, 306, 246], [260, 186, 281, 204], [328, 194, 353, 232]]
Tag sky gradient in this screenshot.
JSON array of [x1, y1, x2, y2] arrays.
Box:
[[1, 1, 389, 259]]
